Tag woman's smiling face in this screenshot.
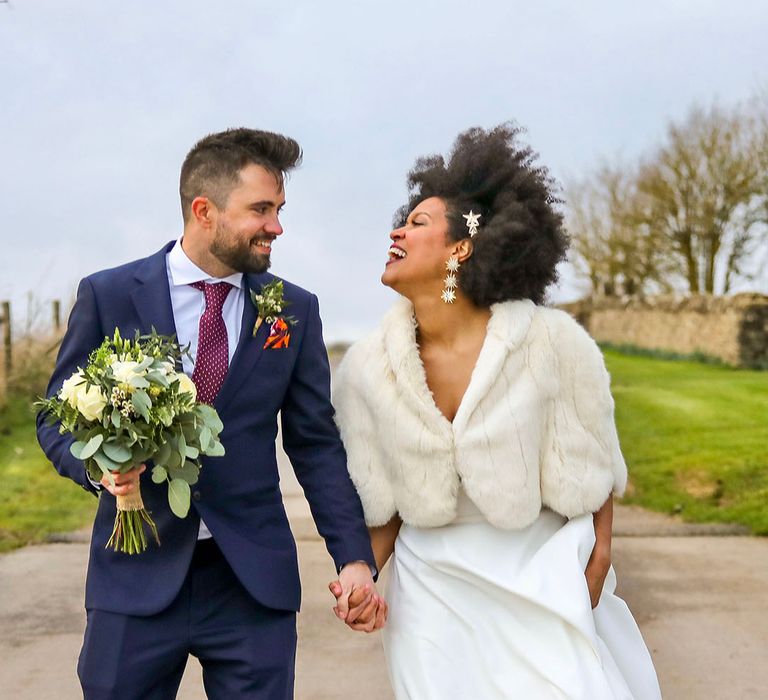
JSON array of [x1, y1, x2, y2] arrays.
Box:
[[381, 197, 457, 296]]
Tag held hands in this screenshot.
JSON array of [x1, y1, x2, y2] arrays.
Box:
[[328, 562, 388, 633], [100, 464, 146, 497]]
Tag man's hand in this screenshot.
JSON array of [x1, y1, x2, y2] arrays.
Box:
[[585, 544, 611, 609], [100, 464, 146, 497], [328, 562, 387, 632]]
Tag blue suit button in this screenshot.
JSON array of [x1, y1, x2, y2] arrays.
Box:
[[192, 491, 201, 501]]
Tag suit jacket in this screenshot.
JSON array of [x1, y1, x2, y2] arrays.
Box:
[[36, 241, 375, 616]]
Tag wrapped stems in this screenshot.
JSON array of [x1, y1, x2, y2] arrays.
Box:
[[106, 486, 160, 554]]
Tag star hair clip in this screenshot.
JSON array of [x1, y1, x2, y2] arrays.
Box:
[[462, 210, 481, 237]]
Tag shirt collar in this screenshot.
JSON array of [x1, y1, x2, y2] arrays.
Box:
[[167, 237, 243, 289]]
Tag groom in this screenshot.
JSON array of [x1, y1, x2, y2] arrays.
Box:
[[36, 128, 380, 699]]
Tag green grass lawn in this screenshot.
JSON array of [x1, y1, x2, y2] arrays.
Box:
[[606, 351, 768, 534], [0, 396, 96, 552], [0, 350, 765, 552]]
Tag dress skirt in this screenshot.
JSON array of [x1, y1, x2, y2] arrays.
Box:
[[382, 489, 662, 699]]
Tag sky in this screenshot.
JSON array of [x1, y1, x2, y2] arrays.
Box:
[[1, 0, 767, 341]]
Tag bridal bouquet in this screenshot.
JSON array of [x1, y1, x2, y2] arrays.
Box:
[[37, 329, 225, 554]]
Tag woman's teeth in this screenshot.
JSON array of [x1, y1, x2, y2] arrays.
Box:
[[388, 246, 406, 260]]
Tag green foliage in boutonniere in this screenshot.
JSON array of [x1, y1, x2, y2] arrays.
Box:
[[249, 279, 298, 336]]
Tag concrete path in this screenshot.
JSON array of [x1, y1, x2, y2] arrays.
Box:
[[1, 447, 766, 699]]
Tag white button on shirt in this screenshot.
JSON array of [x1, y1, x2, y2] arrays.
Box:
[[166, 237, 245, 539]]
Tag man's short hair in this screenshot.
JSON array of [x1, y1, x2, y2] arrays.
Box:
[[179, 128, 302, 223]]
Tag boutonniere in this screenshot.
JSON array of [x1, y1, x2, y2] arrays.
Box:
[[249, 279, 298, 349]]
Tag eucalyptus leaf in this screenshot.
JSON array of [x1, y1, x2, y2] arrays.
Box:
[[111, 408, 121, 429], [169, 460, 200, 485], [92, 452, 118, 487], [155, 440, 172, 467], [131, 390, 152, 421], [86, 463, 103, 483], [178, 432, 187, 466], [196, 405, 224, 433], [151, 465, 168, 484], [184, 445, 199, 459], [70, 440, 86, 459], [102, 439, 132, 464], [166, 448, 182, 469], [168, 479, 191, 518], [205, 440, 225, 457], [128, 374, 150, 390], [80, 434, 104, 460], [146, 371, 169, 388], [199, 426, 212, 452]]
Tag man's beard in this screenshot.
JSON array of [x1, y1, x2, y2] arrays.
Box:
[[210, 222, 271, 274]]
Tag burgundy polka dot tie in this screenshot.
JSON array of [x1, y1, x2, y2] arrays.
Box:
[[190, 281, 234, 405]]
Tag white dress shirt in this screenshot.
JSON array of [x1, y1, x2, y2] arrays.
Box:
[[166, 237, 245, 539]]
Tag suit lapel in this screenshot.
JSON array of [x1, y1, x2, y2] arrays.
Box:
[[130, 242, 178, 339], [214, 272, 271, 412], [132, 252, 272, 413]]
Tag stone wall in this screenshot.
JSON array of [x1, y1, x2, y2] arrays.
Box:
[[559, 293, 768, 369]]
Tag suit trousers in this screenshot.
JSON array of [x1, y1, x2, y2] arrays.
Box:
[[77, 539, 297, 700]]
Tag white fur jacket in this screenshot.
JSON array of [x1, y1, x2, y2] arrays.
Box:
[[333, 298, 627, 529]]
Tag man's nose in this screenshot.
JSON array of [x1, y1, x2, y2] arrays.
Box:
[[265, 216, 283, 236]]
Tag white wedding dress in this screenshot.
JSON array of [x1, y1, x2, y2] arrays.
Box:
[[382, 487, 662, 699]]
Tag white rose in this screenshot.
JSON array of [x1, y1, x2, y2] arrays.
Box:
[[76, 383, 108, 422], [111, 360, 142, 385], [174, 373, 197, 402], [59, 371, 86, 408]]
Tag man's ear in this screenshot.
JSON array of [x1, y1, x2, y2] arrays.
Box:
[[190, 196, 216, 229], [453, 238, 474, 264]]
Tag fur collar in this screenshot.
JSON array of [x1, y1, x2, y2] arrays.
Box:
[[381, 297, 536, 437]]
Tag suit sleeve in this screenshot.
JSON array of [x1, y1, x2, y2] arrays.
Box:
[[540, 311, 627, 517], [36, 277, 104, 495], [280, 294, 376, 574]]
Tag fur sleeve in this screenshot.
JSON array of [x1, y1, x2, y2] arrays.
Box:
[[540, 310, 627, 518], [332, 339, 397, 527]]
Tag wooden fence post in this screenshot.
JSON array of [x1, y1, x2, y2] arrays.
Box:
[[52, 299, 61, 331], [1, 301, 10, 379]]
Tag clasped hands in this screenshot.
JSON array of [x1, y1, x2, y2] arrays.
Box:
[[328, 562, 387, 633]]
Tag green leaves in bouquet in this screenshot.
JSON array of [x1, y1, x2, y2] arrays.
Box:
[[147, 401, 225, 521], [42, 325, 228, 535], [131, 389, 152, 422], [168, 479, 191, 518], [194, 404, 225, 456]]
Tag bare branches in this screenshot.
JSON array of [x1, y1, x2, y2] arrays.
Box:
[[568, 94, 768, 297]]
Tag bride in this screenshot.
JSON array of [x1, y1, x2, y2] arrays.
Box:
[[331, 123, 662, 699]]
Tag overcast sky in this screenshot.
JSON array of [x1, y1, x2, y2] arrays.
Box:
[[2, 0, 767, 341]]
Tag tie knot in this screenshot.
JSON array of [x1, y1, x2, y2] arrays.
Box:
[[190, 281, 234, 311]]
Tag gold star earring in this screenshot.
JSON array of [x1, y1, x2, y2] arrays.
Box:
[[442, 256, 460, 304]]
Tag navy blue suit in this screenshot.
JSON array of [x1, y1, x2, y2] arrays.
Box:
[[37, 242, 375, 698]]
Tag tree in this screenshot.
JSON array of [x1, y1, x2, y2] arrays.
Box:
[[567, 164, 676, 297], [636, 103, 764, 294], [568, 97, 768, 297]]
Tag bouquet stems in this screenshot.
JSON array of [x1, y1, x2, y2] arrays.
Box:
[[106, 485, 160, 554]]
